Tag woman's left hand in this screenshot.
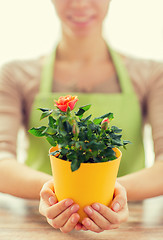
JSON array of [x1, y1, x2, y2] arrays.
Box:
[[80, 181, 128, 233]]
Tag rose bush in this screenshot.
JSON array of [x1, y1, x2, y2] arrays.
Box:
[[29, 95, 130, 171]]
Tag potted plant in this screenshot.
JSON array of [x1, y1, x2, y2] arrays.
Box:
[[29, 95, 130, 221]]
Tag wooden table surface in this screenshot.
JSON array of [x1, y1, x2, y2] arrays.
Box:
[[0, 193, 163, 240]]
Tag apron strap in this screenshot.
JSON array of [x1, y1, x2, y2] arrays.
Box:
[[109, 46, 135, 94], [40, 45, 134, 94], [39, 49, 56, 93]]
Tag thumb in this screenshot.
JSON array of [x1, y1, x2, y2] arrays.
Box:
[[111, 181, 127, 212], [40, 179, 58, 206]]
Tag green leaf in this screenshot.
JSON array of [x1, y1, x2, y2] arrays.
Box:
[[101, 155, 116, 162], [111, 134, 122, 141], [71, 159, 81, 172], [81, 114, 92, 123], [67, 151, 77, 161], [48, 116, 56, 128], [111, 139, 123, 146], [92, 156, 100, 163], [75, 104, 91, 117], [80, 104, 91, 112], [87, 141, 105, 151], [122, 140, 132, 149], [102, 147, 116, 158], [61, 148, 69, 156], [28, 126, 47, 137], [57, 116, 68, 136], [105, 112, 114, 121], [92, 150, 98, 158], [111, 126, 122, 133], [123, 140, 131, 145], [93, 118, 103, 125], [75, 141, 86, 150], [43, 127, 57, 135], [38, 108, 50, 112], [63, 121, 72, 133], [85, 151, 92, 161], [46, 136, 57, 146], [93, 113, 114, 124], [87, 128, 94, 141], [88, 122, 99, 132], [40, 110, 53, 120]]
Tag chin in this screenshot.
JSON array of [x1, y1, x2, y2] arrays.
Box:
[[64, 23, 99, 39], [71, 30, 94, 38]]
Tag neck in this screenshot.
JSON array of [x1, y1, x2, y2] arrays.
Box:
[[56, 31, 110, 64]]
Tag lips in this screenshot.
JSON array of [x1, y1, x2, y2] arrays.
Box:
[[67, 13, 95, 26], [69, 16, 93, 23]]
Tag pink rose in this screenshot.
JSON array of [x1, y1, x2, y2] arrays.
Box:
[[55, 95, 78, 112]]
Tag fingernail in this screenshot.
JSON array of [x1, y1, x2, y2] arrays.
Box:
[[49, 196, 55, 205], [71, 204, 79, 212], [85, 219, 91, 227], [92, 203, 100, 211], [65, 199, 74, 207], [49, 196, 56, 205], [71, 216, 77, 223], [85, 206, 93, 215], [112, 202, 120, 212]]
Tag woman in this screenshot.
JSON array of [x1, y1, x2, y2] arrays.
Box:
[[0, 0, 163, 233]]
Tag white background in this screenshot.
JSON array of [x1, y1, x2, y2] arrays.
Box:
[[0, 0, 162, 166], [0, 0, 163, 66]]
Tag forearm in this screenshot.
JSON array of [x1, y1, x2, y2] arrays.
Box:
[[118, 160, 163, 201], [0, 158, 52, 199]]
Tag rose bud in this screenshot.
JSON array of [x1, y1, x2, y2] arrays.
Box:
[[101, 118, 110, 130], [72, 122, 79, 136]]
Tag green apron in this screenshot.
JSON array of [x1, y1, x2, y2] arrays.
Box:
[[26, 47, 145, 177]]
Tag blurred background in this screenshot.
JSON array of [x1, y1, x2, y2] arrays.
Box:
[[0, 0, 163, 66], [0, 0, 163, 166]]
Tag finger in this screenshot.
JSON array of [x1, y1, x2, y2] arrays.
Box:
[[75, 223, 88, 231], [91, 202, 128, 225], [41, 179, 55, 193], [50, 204, 79, 229], [82, 218, 103, 233], [39, 195, 57, 217], [46, 199, 74, 219], [74, 223, 83, 231], [60, 213, 80, 233], [111, 181, 127, 212], [81, 225, 88, 231], [84, 205, 121, 230], [39, 197, 48, 215], [84, 206, 112, 230]]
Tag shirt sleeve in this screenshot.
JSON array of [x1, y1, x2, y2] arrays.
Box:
[[0, 59, 41, 161], [0, 62, 23, 160], [122, 55, 163, 161], [146, 61, 163, 160]]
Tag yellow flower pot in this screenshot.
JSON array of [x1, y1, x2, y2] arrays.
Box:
[[49, 146, 122, 222]]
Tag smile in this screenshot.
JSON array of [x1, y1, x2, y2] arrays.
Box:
[[67, 15, 95, 26]]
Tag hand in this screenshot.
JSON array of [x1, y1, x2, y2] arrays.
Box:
[[81, 181, 129, 233], [39, 179, 81, 233]]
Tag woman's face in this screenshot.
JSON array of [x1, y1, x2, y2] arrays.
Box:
[[51, 0, 110, 37]]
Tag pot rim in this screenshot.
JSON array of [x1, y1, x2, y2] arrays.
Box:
[[49, 146, 122, 164]]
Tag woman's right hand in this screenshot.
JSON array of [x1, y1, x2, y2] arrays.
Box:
[[39, 179, 81, 233]]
